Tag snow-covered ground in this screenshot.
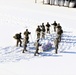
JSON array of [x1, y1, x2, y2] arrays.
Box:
[[0, 0, 76, 75]]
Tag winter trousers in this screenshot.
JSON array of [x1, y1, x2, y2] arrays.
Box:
[[16, 39, 22, 47]]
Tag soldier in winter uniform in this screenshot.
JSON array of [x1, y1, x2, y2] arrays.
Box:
[[34, 39, 41, 56], [46, 22, 51, 34], [56, 23, 62, 29], [22, 37, 27, 53], [36, 26, 41, 39], [22, 29, 31, 53], [56, 23, 63, 42], [54, 23, 63, 54], [54, 38, 60, 54], [51, 21, 57, 32], [13, 32, 22, 47], [41, 23, 46, 39], [24, 29, 31, 43]]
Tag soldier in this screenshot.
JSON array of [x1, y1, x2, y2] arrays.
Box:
[[56, 23, 62, 29], [24, 29, 31, 43], [54, 38, 59, 54], [41, 23, 46, 39], [36, 26, 41, 39], [34, 39, 41, 56], [22, 29, 31, 53], [13, 32, 22, 47], [46, 22, 51, 34], [54, 23, 63, 54], [51, 21, 57, 32], [22, 37, 27, 53], [56, 25, 63, 42]]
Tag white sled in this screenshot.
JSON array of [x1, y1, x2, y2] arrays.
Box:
[[43, 0, 50, 4], [64, 1, 69, 7], [59, 0, 64, 6], [50, 0, 55, 5], [54, 0, 59, 5], [69, 2, 75, 8]]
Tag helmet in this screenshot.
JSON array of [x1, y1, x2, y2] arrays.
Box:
[[20, 32, 22, 34], [26, 29, 28, 31], [54, 21, 56, 23]]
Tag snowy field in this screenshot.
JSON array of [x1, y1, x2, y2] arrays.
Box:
[[0, 0, 76, 75]]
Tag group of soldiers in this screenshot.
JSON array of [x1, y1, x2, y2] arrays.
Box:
[[35, 21, 63, 54], [13, 21, 63, 56], [36, 22, 50, 39], [13, 29, 31, 53]]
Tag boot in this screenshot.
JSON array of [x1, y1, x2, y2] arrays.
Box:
[[34, 53, 36, 56], [22, 50, 25, 53]]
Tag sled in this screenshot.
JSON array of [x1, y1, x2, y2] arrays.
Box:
[[40, 42, 52, 51]]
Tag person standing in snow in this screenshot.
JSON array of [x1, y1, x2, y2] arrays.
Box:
[[56, 23, 63, 42], [51, 21, 57, 32], [34, 39, 41, 56], [54, 23, 63, 54], [46, 22, 51, 34], [41, 23, 46, 39], [22, 37, 27, 53], [13, 32, 22, 47], [54, 38, 60, 54], [36, 25, 41, 39], [24, 29, 31, 43], [56, 23, 62, 29], [22, 29, 31, 53]]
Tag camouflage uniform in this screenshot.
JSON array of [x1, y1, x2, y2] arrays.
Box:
[[13, 32, 22, 47], [51, 21, 57, 32], [22, 37, 27, 53], [56, 25, 63, 42], [56, 23, 62, 29], [46, 22, 50, 34], [41, 23, 46, 38], [24, 29, 31, 43], [22, 29, 31, 53], [54, 24, 63, 54], [36, 26, 41, 39], [54, 38, 59, 54], [34, 39, 41, 56]]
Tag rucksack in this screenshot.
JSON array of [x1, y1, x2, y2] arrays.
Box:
[[61, 29, 63, 33], [14, 34, 21, 39], [57, 29, 63, 35]]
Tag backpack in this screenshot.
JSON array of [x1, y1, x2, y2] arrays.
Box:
[[14, 34, 21, 39], [57, 29, 63, 35], [61, 29, 63, 34]]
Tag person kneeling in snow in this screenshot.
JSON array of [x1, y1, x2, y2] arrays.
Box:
[[34, 39, 42, 56]]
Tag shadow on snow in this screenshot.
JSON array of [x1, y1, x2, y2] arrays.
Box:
[[0, 31, 76, 63]]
